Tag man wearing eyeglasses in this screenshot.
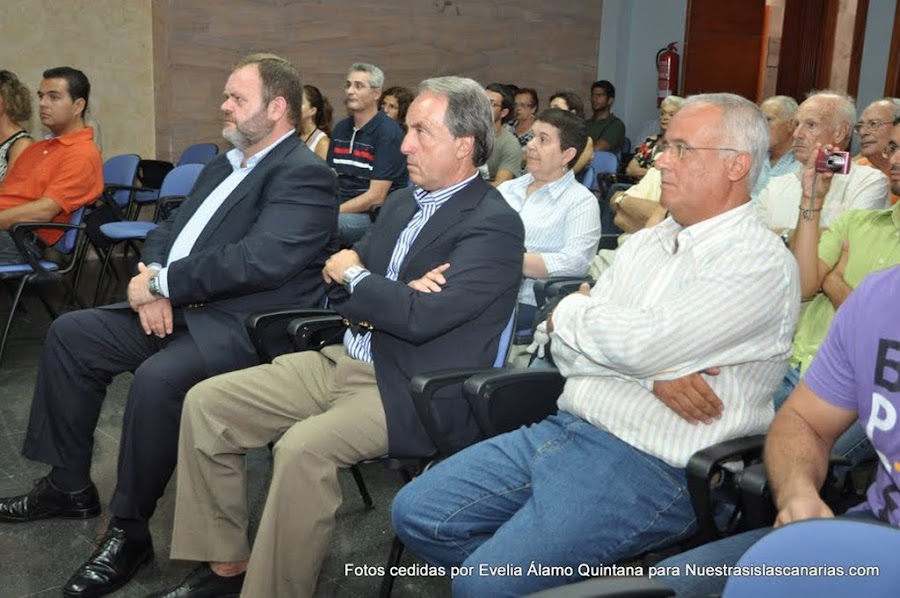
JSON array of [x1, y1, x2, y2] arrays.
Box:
[[392, 93, 800, 597], [756, 91, 889, 233], [853, 98, 900, 205], [327, 63, 408, 246]]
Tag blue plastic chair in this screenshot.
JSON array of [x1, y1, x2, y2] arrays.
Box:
[[92, 163, 204, 305], [724, 518, 900, 596], [100, 154, 142, 217], [0, 206, 89, 364], [178, 142, 218, 166], [581, 151, 619, 190]]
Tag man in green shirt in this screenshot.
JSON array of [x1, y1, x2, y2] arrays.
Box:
[[775, 120, 900, 463], [587, 80, 626, 153]]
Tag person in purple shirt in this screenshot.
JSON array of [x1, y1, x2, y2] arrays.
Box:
[[653, 264, 900, 596]]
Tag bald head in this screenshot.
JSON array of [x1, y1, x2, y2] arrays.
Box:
[[792, 91, 856, 163], [857, 99, 898, 160]]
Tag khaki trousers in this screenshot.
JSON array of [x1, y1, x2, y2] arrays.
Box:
[[169, 345, 388, 598]]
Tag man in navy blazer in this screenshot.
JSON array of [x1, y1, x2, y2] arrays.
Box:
[[150, 76, 525, 598], [0, 54, 338, 597]]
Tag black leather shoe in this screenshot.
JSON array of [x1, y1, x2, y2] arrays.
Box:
[[145, 563, 244, 597], [63, 527, 153, 597], [0, 476, 100, 522]]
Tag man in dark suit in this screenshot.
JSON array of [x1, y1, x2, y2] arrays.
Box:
[[148, 76, 524, 598], [0, 54, 338, 597]]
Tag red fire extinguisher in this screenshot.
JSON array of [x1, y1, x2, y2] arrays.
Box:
[[656, 42, 679, 106]]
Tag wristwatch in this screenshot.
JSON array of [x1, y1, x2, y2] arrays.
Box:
[[148, 275, 163, 297], [342, 265, 367, 289]]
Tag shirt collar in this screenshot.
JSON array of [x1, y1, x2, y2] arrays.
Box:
[[505, 169, 576, 201], [654, 202, 755, 255], [226, 130, 294, 171], [44, 126, 94, 146], [414, 172, 479, 208]]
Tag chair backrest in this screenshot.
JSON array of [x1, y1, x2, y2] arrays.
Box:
[[137, 159, 175, 190], [159, 163, 204, 198], [493, 307, 517, 368], [723, 518, 900, 596], [178, 142, 219, 166], [52, 205, 86, 255], [592, 150, 619, 174], [103, 153, 141, 208], [620, 136, 633, 155]]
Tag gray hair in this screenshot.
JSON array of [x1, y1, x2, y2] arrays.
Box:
[[805, 89, 857, 131], [874, 97, 900, 124], [762, 95, 799, 120], [682, 93, 769, 192], [660, 95, 684, 112], [418, 76, 494, 167], [349, 62, 384, 89]]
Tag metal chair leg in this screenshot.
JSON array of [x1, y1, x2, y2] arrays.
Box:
[[350, 464, 374, 509], [379, 535, 404, 598], [0, 277, 28, 365], [92, 244, 116, 306]]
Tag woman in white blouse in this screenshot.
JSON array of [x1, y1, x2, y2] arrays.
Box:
[[497, 108, 602, 330]]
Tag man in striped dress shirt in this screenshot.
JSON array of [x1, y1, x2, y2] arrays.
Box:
[[392, 93, 801, 597], [153, 76, 524, 598]]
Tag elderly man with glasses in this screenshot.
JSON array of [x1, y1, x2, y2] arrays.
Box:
[[327, 62, 408, 245], [756, 90, 890, 234], [392, 93, 800, 597], [853, 98, 900, 204]]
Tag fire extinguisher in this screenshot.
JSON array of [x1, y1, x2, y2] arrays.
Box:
[[656, 42, 679, 107]]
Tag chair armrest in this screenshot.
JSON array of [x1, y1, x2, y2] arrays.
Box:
[[463, 368, 565, 437], [408, 367, 501, 457], [102, 183, 144, 217], [7, 221, 85, 273], [154, 195, 187, 222], [245, 308, 335, 362], [686, 435, 766, 543], [526, 577, 675, 598], [287, 314, 346, 352], [533, 277, 594, 308]]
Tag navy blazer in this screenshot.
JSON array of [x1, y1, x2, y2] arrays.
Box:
[[136, 134, 338, 375], [329, 176, 524, 457]]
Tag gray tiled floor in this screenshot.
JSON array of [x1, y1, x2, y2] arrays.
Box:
[[0, 266, 450, 597]]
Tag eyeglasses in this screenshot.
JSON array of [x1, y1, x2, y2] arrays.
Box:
[[883, 142, 900, 158], [343, 81, 371, 91], [514, 102, 535, 109], [854, 119, 891, 132], [657, 141, 741, 160]]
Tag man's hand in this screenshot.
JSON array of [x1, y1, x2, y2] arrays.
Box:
[[322, 249, 363, 284], [408, 263, 450, 293], [652, 367, 723, 424], [546, 283, 591, 335], [137, 298, 174, 338], [775, 493, 834, 527], [799, 143, 835, 211], [128, 262, 159, 310]]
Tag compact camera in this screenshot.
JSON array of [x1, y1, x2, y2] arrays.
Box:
[[814, 149, 851, 175]]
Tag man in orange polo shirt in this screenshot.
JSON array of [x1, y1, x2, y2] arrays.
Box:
[[0, 66, 102, 264]]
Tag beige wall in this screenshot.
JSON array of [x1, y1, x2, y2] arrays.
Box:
[[0, 0, 154, 161]]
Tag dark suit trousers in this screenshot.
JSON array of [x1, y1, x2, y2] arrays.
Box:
[[22, 306, 210, 521]]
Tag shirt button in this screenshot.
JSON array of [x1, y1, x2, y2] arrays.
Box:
[[878, 259, 885, 264]]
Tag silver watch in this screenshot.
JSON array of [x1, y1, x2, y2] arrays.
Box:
[[148, 275, 163, 297], [342, 265, 366, 288]]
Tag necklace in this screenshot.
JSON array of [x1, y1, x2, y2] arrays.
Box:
[[303, 128, 318, 144]]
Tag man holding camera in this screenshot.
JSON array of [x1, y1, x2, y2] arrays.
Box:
[[756, 91, 889, 233]]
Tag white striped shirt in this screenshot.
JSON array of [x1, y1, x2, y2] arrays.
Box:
[[498, 170, 601, 306], [553, 203, 800, 467], [343, 174, 479, 362]]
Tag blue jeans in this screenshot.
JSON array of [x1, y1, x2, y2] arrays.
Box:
[[656, 507, 877, 596], [775, 366, 874, 467], [338, 213, 372, 247], [391, 411, 697, 597]]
